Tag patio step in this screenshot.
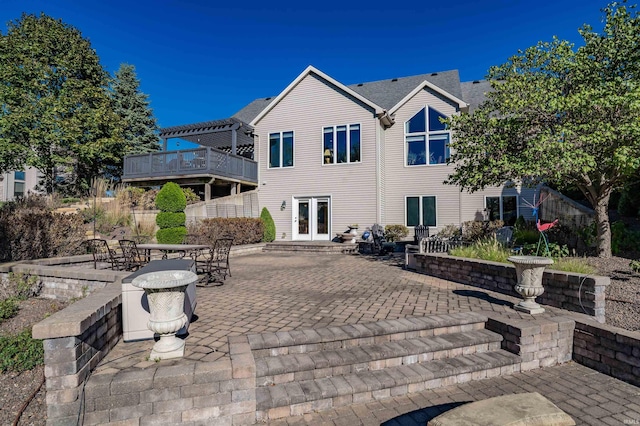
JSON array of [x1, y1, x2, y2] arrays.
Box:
[[249, 313, 523, 420], [263, 241, 358, 254]]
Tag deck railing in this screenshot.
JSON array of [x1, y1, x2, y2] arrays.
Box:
[[123, 147, 258, 183]]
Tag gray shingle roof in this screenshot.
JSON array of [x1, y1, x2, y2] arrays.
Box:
[[347, 70, 463, 111], [233, 98, 275, 124], [232, 69, 469, 123], [460, 80, 493, 113]]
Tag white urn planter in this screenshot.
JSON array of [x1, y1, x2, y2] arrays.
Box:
[[508, 255, 554, 314], [132, 270, 198, 360]]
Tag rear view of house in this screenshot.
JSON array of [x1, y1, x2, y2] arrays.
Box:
[[122, 65, 536, 240], [237, 66, 534, 241]]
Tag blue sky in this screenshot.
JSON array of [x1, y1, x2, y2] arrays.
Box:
[[2, 0, 606, 130]]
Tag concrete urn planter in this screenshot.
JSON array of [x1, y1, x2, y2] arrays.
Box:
[[508, 255, 554, 314], [132, 270, 198, 360]]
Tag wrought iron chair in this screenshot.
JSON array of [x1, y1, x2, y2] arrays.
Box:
[[118, 239, 146, 271], [196, 237, 233, 285], [86, 239, 125, 270]]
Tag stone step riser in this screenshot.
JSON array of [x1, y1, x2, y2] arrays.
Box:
[[257, 340, 502, 387], [252, 322, 485, 359], [255, 351, 522, 421]]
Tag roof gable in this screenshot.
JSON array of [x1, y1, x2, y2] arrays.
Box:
[[348, 70, 463, 111], [388, 80, 469, 115], [248, 66, 386, 126]]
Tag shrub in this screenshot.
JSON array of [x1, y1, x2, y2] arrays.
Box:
[[461, 220, 504, 241], [384, 224, 409, 242], [437, 224, 462, 239], [156, 212, 186, 229], [155, 182, 186, 212], [513, 228, 539, 245], [187, 218, 263, 246], [183, 187, 200, 204], [116, 186, 145, 208], [155, 183, 187, 244], [514, 215, 526, 231], [0, 198, 86, 261], [61, 197, 81, 204], [449, 237, 512, 263], [0, 329, 44, 372], [155, 227, 188, 244], [0, 273, 41, 301], [260, 208, 276, 242], [611, 221, 640, 255], [141, 189, 159, 210], [630, 260, 640, 273], [0, 298, 19, 323]]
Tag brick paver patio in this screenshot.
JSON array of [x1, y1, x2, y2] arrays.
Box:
[[94, 252, 640, 424]]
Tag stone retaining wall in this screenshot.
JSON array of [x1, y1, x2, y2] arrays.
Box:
[[412, 253, 608, 322], [0, 255, 123, 301], [32, 281, 123, 425], [573, 320, 640, 387], [486, 315, 574, 370]]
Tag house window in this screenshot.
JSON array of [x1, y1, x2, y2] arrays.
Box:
[[405, 107, 450, 166], [14, 171, 25, 198], [406, 196, 436, 227], [269, 131, 294, 168], [486, 196, 518, 225], [323, 124, 360, 164]]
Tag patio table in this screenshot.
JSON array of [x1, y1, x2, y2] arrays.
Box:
[[136, 243, 209, 261]]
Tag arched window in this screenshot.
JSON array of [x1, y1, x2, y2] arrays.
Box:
[[405, 107, 450, 166]]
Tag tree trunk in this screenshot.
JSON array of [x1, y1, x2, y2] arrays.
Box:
[[594, 194, 612, 258]]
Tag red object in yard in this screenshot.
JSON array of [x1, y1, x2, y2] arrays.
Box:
[[537, 219, 558, 232]]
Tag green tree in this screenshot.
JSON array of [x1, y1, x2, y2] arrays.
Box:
[[155, 182, 187, 244], [111, 64, 160, 155], [0, 13, 124, 195], [446, 2, 640, 258]]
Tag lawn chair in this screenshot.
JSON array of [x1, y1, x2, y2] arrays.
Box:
[[118, 239, 146, 271], [86, 239, 125, 270], [196, 237, 233, 285]]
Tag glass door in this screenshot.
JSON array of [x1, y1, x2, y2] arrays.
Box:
[[293, 197, 330, 241]]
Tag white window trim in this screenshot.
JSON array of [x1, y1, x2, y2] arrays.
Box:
[[484, 195, 519, 221], [405, 195, 437, 228], [321, 123, 362, 166], [404, 106, 451, 167], [268, 131, 294, 169]]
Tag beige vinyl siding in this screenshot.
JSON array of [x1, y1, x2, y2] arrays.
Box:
[[384, 88, 461, 232], [384, 88, 537, 234], [254, 73, 380, 240]]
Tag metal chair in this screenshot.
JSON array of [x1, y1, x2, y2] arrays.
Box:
[[414, 225, 430, 244], [118, 239, 146, 271], [196, 237, 234, 284], [86, 239, 125, 270]]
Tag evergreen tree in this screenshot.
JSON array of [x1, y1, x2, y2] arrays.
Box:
[[111, 64, 160, 155], [0, 13, 124, 195]]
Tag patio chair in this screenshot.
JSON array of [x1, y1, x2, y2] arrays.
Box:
[[86, 238, 125, 270], [196, 237, 233, 284], [118, 239, 146, 271], [413, 225, 430, 244]]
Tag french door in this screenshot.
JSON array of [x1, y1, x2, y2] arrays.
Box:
[[293, 197, 330, 241]]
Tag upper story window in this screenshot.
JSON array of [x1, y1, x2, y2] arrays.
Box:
[[405, 107, 450, 166], [323, 124, 360, 164], [269, 131, 294, 168]]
